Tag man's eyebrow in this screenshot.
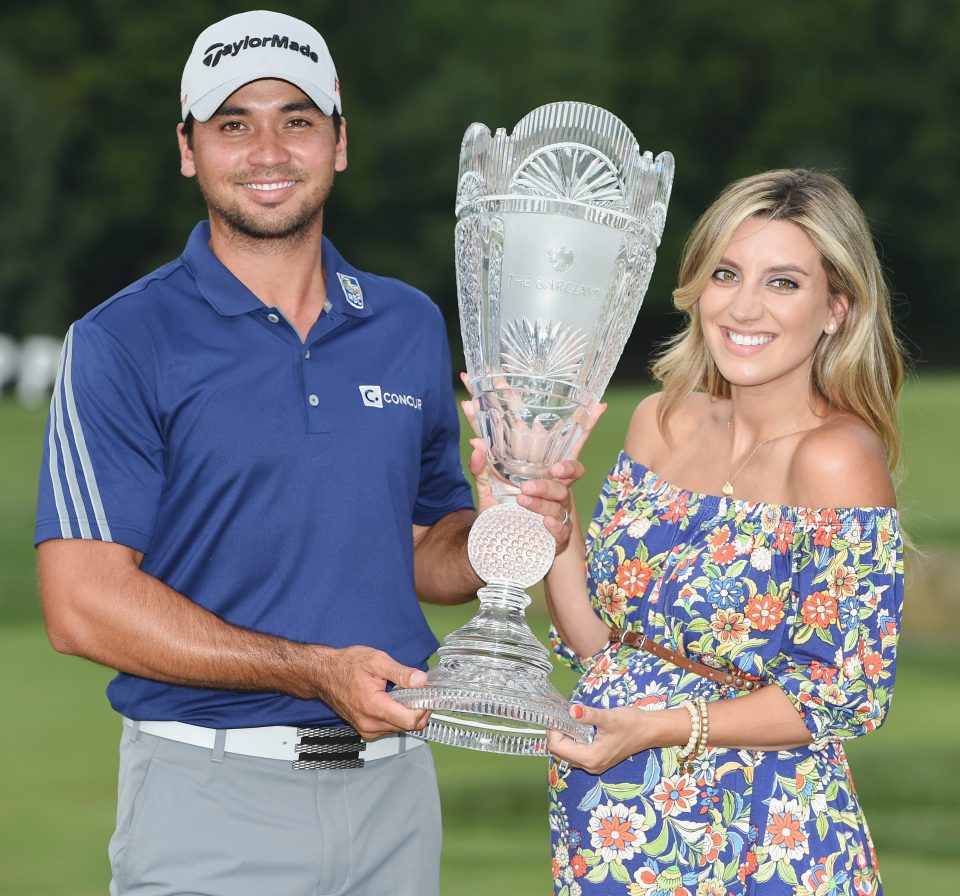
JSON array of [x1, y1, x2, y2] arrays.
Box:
[[281, 100, 322, 114], [211, 105, 249, 118], [211, 100, 322, 119]]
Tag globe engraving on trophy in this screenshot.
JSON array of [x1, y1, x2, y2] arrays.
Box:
[[392, 102, 674, 755]]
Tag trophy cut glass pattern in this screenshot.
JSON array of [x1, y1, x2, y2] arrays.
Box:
[[393, 102, 674, 755]]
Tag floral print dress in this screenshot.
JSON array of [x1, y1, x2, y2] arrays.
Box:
[[549, 453, 903, 896]]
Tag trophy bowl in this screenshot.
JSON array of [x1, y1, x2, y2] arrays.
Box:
[[393, 102, 674, 755]]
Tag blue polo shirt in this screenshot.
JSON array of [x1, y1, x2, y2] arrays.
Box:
[[36, 221, 474, 728]]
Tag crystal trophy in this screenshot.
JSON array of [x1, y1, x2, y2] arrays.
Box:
[[393, 102, 674, 755]]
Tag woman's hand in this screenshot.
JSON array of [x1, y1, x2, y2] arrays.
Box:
[[547, 703, 681, 776], [460, 372, 605, 550]]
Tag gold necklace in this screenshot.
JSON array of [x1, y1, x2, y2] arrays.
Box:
[[721, 416, 819, 498]]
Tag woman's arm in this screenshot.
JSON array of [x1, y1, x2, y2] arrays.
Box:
[[541, 473, 610, 657], [547, 684, 813, 775]]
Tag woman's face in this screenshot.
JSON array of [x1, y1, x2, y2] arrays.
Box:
[[698, 216, 846, 393]]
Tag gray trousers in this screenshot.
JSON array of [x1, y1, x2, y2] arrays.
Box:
[[108, 723, 441, 896]]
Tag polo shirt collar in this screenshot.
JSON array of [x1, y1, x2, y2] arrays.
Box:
[[320, 237, 374, 320], [180, 221, 375, 321], [181, 222, 262, 317]]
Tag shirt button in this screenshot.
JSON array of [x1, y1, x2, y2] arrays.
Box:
[[267, 313, 280, 324], [308, 394, 320, 407]]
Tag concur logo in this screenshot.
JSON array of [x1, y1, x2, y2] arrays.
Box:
[[203, 33, 320, 68], [359, 385, 383, 408], [359, 384, 422, 411]]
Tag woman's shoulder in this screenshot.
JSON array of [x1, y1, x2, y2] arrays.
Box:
[[789, 413, 896, 509], [624, 391, 720, 465]]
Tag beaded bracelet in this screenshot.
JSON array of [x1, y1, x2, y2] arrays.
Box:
[[677, 697, 710, 774], [676, 700, 701, 772], [692, 696, 710, 761]]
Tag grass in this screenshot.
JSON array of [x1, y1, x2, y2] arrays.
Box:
[[0, 400, 47, 622], [2, 377, 959, 894], [2, 618, 957, 895]]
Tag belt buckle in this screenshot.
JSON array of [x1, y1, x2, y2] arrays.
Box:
[[293, 726, 366, 770]]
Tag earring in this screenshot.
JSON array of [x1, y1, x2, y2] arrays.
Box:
[[826, 322, 836, 333]]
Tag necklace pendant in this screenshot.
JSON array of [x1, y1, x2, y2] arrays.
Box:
[[721, 481, 734, 497]]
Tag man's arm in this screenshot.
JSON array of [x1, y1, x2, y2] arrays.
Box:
[[38, 538, 429, 739], [411, 452, 578, 605], [412, 509, 482, 605]]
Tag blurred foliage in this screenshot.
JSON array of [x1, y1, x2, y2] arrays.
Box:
[[1, 0, 957, 370]]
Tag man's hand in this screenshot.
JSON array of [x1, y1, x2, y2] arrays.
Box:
[[315, 646, 431, 740]]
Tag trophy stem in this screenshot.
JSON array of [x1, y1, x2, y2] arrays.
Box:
[[437, 582, 552, 672], [392, 502, 594, 755]]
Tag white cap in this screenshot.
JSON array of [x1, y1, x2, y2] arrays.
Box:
[[180, 10, 341, 122]]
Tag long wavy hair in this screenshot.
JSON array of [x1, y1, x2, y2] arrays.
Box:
[[651, 169, 906, 471]]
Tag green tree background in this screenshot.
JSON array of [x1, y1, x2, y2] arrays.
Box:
[[1, 0, 957, 371]]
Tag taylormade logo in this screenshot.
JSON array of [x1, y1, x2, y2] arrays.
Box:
[[203, 33, 320, 68]]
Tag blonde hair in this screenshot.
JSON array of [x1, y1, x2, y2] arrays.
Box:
[[651, 169, 906, 471]]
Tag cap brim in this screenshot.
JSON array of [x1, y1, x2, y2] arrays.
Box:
[[185, 73, 339, 122]]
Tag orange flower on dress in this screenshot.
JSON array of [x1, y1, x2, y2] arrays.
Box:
[[737, 850, 758, 884], [774, 519, 794, 554], [745, 593, 785, 632], [652, 774, 698, 817], [801, 591, 839, 628], [809, 660, 837, 685], [699, 826, 725, 864], [570, 855, 587, 878], [863, 651, 884, 681], [766, 799, 808, 861], [602, 507, 628, 536], [711, 543, 736, 564], [588, 801, 647, 863], [710, 609, 749, 644], [828, 564, 858, 599], [660, 492, 690, 524], [583, 654, 615, 692], [708, 526, 731, 548], [617, 559, 653, 597], [814, 510, 842, 547], [707, 526, 736, 564], [595, 582, 627, 618]]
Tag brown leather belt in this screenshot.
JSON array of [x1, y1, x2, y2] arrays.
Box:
[[608, 626, 766, 692]]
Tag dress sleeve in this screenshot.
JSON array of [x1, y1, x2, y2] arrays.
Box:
[[35, 320, 165, 553], [766, 507, 903, 748]]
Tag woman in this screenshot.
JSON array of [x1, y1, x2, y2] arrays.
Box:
[[539, 169, 905, 896]]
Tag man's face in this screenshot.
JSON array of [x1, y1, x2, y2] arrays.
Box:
[[177, 78, 347, 243]]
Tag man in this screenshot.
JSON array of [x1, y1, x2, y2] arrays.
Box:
[[35, 11, 574, 896]]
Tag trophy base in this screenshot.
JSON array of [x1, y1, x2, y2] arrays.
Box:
[[393, 654, 594, 756]]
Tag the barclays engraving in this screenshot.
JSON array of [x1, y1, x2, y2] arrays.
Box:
[[503, 273, 602, 301]]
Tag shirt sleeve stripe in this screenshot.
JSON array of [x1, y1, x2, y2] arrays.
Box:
[[51, 326, 93, 538], [62, 326, 113, 542], [46, 342, 72, 538], [47, 324, 114, 543]]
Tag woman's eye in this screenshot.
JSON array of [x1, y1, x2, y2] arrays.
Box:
[[769, 277, 799, 290], [712, 268, 737, 283]]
